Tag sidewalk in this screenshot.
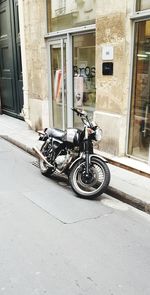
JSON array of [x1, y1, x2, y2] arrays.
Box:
[[0, 114, 150, 214]]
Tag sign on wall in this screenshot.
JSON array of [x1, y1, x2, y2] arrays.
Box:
[[102, 45, 114, 61]]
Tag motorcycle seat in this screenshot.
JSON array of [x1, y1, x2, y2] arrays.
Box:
[[46, 128, 66, 139]]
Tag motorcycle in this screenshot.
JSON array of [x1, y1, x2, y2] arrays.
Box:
[[33, 108, 110, 199]]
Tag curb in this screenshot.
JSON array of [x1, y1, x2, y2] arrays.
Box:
[[107, 186, 150, 214], [104, 157, 150, 179], [1, 134, 149, 215], [0, 135, 36, 157]]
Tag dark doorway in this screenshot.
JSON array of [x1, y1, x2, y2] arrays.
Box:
[[0, 0, 23, 118]]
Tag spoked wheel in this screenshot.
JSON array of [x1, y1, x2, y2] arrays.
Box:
[[39, 143, 55, 177], [69, 157, 110, 199]]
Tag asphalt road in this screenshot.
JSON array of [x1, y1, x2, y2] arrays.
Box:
[[0, 138, 150, 295]]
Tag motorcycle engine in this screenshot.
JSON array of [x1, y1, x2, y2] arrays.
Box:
[[55, 154, 70, 170]]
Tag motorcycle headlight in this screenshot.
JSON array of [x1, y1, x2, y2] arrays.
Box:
[[95, 128, 102, 141]]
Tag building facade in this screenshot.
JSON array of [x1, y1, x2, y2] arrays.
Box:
[[0, 0, 150, 165]]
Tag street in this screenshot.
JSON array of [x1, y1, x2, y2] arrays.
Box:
[[0, 138, 150, 295]]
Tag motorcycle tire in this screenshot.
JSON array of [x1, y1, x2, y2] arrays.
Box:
[[69, 156, 110, 199], [39, 143, 55, 177]]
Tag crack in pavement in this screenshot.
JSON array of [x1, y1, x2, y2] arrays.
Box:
[[21, 192, 115, 224]]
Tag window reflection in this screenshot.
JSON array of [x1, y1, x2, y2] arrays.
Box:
[[72, 33, 96, 128], [47, 0, 96, 32], [136, 0, 150, 11]]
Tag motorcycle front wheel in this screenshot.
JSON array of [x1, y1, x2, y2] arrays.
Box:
[[69, 157, 110, 199]]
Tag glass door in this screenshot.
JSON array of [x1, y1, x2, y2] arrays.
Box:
[[50, 39, 67, 130], [128, 20, 150, 163], [48, 32, 96, 130], [72, 32, 96, 128]]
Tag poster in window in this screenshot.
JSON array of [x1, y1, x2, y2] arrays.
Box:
[[74, 76, 84, 107]]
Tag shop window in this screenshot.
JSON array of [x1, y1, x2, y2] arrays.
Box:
[[47, 0, 96, 32], [128, 20, 150, 162]]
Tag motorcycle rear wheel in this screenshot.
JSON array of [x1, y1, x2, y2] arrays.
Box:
[[39, 143, 55, 177], [69, 157, 110, 199]]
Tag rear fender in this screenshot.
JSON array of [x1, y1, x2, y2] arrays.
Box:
[[38, 134, 48, 141]]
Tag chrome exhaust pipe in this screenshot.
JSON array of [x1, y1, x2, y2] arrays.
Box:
[[33, 147, 53, 168]]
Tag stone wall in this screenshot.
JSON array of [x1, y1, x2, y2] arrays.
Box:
[[23, 0, 49, 130], [95, 0, 134, 155], [21, 0, 135, 157]]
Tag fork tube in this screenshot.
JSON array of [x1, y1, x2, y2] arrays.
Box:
[[84, 126, 90, 176]]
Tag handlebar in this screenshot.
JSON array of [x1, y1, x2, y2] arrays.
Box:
[[71, 107, 87, 117], [71, 107, 92, 128], [71, 108, 99, 131]]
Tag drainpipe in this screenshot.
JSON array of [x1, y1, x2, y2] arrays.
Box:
[[18, 0, 32, 127]]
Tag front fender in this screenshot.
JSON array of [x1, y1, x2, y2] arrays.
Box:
[[69, 155, 84, 171], [69, 153, 107, 171], [89, 154, 108, 163]]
